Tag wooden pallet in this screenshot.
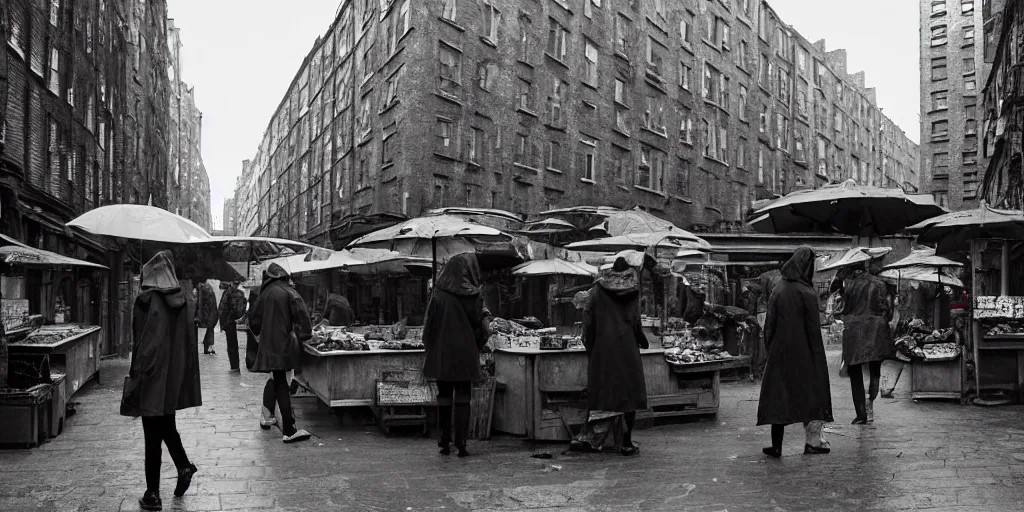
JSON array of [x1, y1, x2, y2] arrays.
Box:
[[469, 379, 496, 440]]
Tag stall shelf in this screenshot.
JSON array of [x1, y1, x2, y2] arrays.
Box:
[[7, 326, 102, 397], [911, 357, 963, 400], [296, 345, 425, 408], [492, 346, 748, 441]]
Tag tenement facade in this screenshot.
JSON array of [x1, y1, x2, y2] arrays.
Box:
[[166, 18, 211, 230], [233, 0, 919, 243], [980, 0, 1022, 208]]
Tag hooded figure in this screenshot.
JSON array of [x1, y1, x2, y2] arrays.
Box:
[[121, 251, 200, 509], [195, 280, 218, 354], [841, 259, 895, 424], [248, 263, 313, 443], [323, 293, 355, 327], [757, 247, 833, 458], [218, 282, 248, 371], [582, 256, 648, 456], [421, 253, 490, 457]]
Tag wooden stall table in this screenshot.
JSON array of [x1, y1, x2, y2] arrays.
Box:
[[296, 345, 426, 408], [493, 346, 750, 441], [7, 325, 102, 397]]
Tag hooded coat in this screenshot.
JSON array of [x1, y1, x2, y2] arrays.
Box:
[[195, 281, 218, 329], [756, 247, 833, 426], [583, 261, 649, 413], [323, 293, 355, 327], [121, 251, 202, 417], [248, 263, 313, 372], [422, 253, 489, 382], [218, 285, 247, 331], [841, 271, 895, 366]]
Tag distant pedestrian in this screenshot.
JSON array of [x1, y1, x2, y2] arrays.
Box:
[[757, 247, 833, 458], [323, 292, 355, 327], [218, 281, 248, 372], [121, 251, 201, 510], [840, 258, 895, 424], [422, 253, 491, 457], [582, 256, 648, 456], [248, 263, 313, 443], [195, 280, 218, 355]]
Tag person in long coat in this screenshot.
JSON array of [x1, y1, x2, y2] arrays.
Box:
[[248, 263, 313, 443], [583, 257, 648, 456], [120, 251, 201, 510], [422, 253, 491, 457], [840, 259, 895, 424], [195, 280, 218, 355], [756, 247, 833, 458], [218, 282, 248, 371], [323, 292, 355, 327]]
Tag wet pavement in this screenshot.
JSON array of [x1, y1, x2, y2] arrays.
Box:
[[2, 332, 1023, 512]]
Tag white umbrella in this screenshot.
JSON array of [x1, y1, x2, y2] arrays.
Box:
[[883, 248, 963, 270], [67, 204, 212, 243], [880, 267, 964, 288], [512, 259, 598, 277], [264, 248, 428, 276], [0, 234, 108, 269], [565, 232, 711, 253], [816, 247, 892, 273]]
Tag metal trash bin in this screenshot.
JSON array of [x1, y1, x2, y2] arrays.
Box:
[[0, 384, 54, 448]]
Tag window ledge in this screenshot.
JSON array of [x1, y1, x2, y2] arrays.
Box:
[[544, 52, 570, 69], [544, 123, 567, 132], [672, 194, 693, 204], [382, 45, 406, 68], [378, 100, 400, 115], [634, 185, 667, 197], [680, 140, 693, 148], [435, 92, 464, 106], [551, 0, 573, 15], [433, 151, 461, 162], [614, 50, 631, 63], [704, 206, 724, 215], [438, 17, 466, 32], [581, 81, 598, 91], [581, 178, 595, 185], [361, 72, 375, 88], [681, 42, 695, 55], [612, 127, 631, 138], [517, 107, 539, 118], [466, 162, 482, 171], [514, 162, 541, 173], [517, 59, 535, 68], [546, 167, 563, 174], [615, 184, 631, 192], [640, 126, 668, 139], [480, 36, 497, 49], [381, 162, 395, 172], [702, 39, 721, 53], [703, 155, 730, 167]]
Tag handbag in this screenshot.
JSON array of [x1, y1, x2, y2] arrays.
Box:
[[245, 329, 259, 371], [120, 375, 142, 417]]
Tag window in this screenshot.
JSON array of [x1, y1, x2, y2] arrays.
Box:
[[817, 137, 828, 176], [441, 0, 456, 21], [385, 68, 402, 107], [547, 19, 569, 61], [481, 1, 500, 41], [469, 128, 483, 164], [931, 25, 948, 46], [964, 78, 976, 94], [639, 147, 665, 191], [778, 68, 790, 104], [438, 43, 461, 96], [680, 109, 693, 144], [615, 14, 631, 53], [654, 0, 666, 18], [477, 62, 497, 91], [515, 133, 528, 162], [517, 78, 533, 110], [758, 148, 765, 183], [931, 1, 946, 15], [932, 152, 949, 173], [580, 137, 597, 181], [702, 119, 717, 159], [680, 18, 692, 46], [963, 26, 975, 41], [775, 113, 788, 150], [737, 40, 748, 69], [738, 84, 748, 120], [794, 131, 805, 162], [547, 79, 568, 125], [961, 0, 974, 15], [436, 118, 454, 153], [675, 159, 690, 196], [963, 57, 975, 74], [705, 16, 730, 49], [50, 0, 60, 25], [679, 62, 691, 90], [759, 54, 770, 86], [931, 119, 949, 140], [737, 139, 748, 168], [644, 95, 665, 133], [931, 57, 947, 80], [646, 37, 665, 75], [48, 48, 60, 94], [613, 147, 629, 184], [933, 191, 949, 208], [719, 126, 729, 162], [796, 83, 808, 118], [963, 151, 977, 165], [546, 141, 561, 170], [398, 0, 411, 37], [931, 90, 948, 110], [797, 48, 807, 75], [615, 79, 627, 104], [702, 63, 726, 105], [584, 40, 599, 85], [382, 131, 396, 165], [759, 103, 769, 134], [966, 118, 978, 135], [519, 15, 531, 61]]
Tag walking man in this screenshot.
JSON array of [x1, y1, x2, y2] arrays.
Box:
[[196, 280, 218, 355], [218, 281, 248, 372]]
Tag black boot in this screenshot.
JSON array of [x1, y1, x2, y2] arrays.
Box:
[[139, 490, 162, 511], [174, 464, 197, 497], [437, 404, 452, 455], [453, 403, 471, 457]]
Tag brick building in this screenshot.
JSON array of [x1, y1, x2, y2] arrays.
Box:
[[166, 18, 211, 230], [221, 196, 236, 235], [232, 0, 919, 243], [980, 0, 1021, 207]]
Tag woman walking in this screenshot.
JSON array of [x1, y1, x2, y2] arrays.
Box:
[[422, 253, 491, 457], [248, 263, 313, 443], [121, 251, 201, 510], [841, 259, 895, 424], [757, 247, 833, 458], [196, 280, 218, 355], [583, 256, 648, 456]]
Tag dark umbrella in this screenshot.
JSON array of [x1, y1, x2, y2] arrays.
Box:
[[749, 179, 946, 236], [906, 202, 1024, 254]]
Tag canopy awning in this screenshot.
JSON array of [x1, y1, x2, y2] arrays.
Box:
[[0, 234, 108, 270]]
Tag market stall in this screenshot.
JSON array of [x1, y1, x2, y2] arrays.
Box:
[[7, 325, 103, 397]]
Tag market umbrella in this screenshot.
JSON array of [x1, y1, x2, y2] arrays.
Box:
[[749, 179, 946, 236], [906, 202, 1024, 254], [67, 204, 212, 243], [0, 234, 108, 269], [265, 248, 428, 276], [518, 217, 578, 235], [879, 266, 964, 288], [426, 207, 525, 232], [199, 235, 328, 263], [540, 206, 681, 236], [883, 248, 963, 271], [512, 259, 598, 277], [816, 247, 892, 273], [565, 232, 711, 254]]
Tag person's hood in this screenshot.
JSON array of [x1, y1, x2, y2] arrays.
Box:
[[596, 267, 640, 296], [140, 251, 186, 308], [434, 252, 482, 297], [327, 293, 351, 308], [261, 263, 290, 291], [781, 246, 815, 288]]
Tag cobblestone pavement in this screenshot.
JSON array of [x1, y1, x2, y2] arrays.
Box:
[[2, 332, 1023, 512]]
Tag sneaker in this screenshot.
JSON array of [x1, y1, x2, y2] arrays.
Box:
[[259, 407, 277, 430], [173, 464, 197, 497], [282, 429, 311, 444], [138, 490, 162, 511]]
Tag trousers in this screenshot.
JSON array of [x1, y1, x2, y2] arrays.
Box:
[[223, 325, 239, 370], [848, 360, 882, 419], [770, 420, 828, 449], [264, 371, 296, 436], [436, 381, 472, 448], [142, 415, 191, 493]]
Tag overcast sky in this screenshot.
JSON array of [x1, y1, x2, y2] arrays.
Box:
[[166, 0, 920, 230]]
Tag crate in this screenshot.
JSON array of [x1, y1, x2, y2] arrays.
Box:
[[374, 368, 433, 436], [0, 384, 53, 448], [49, 374, 67, 437]]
